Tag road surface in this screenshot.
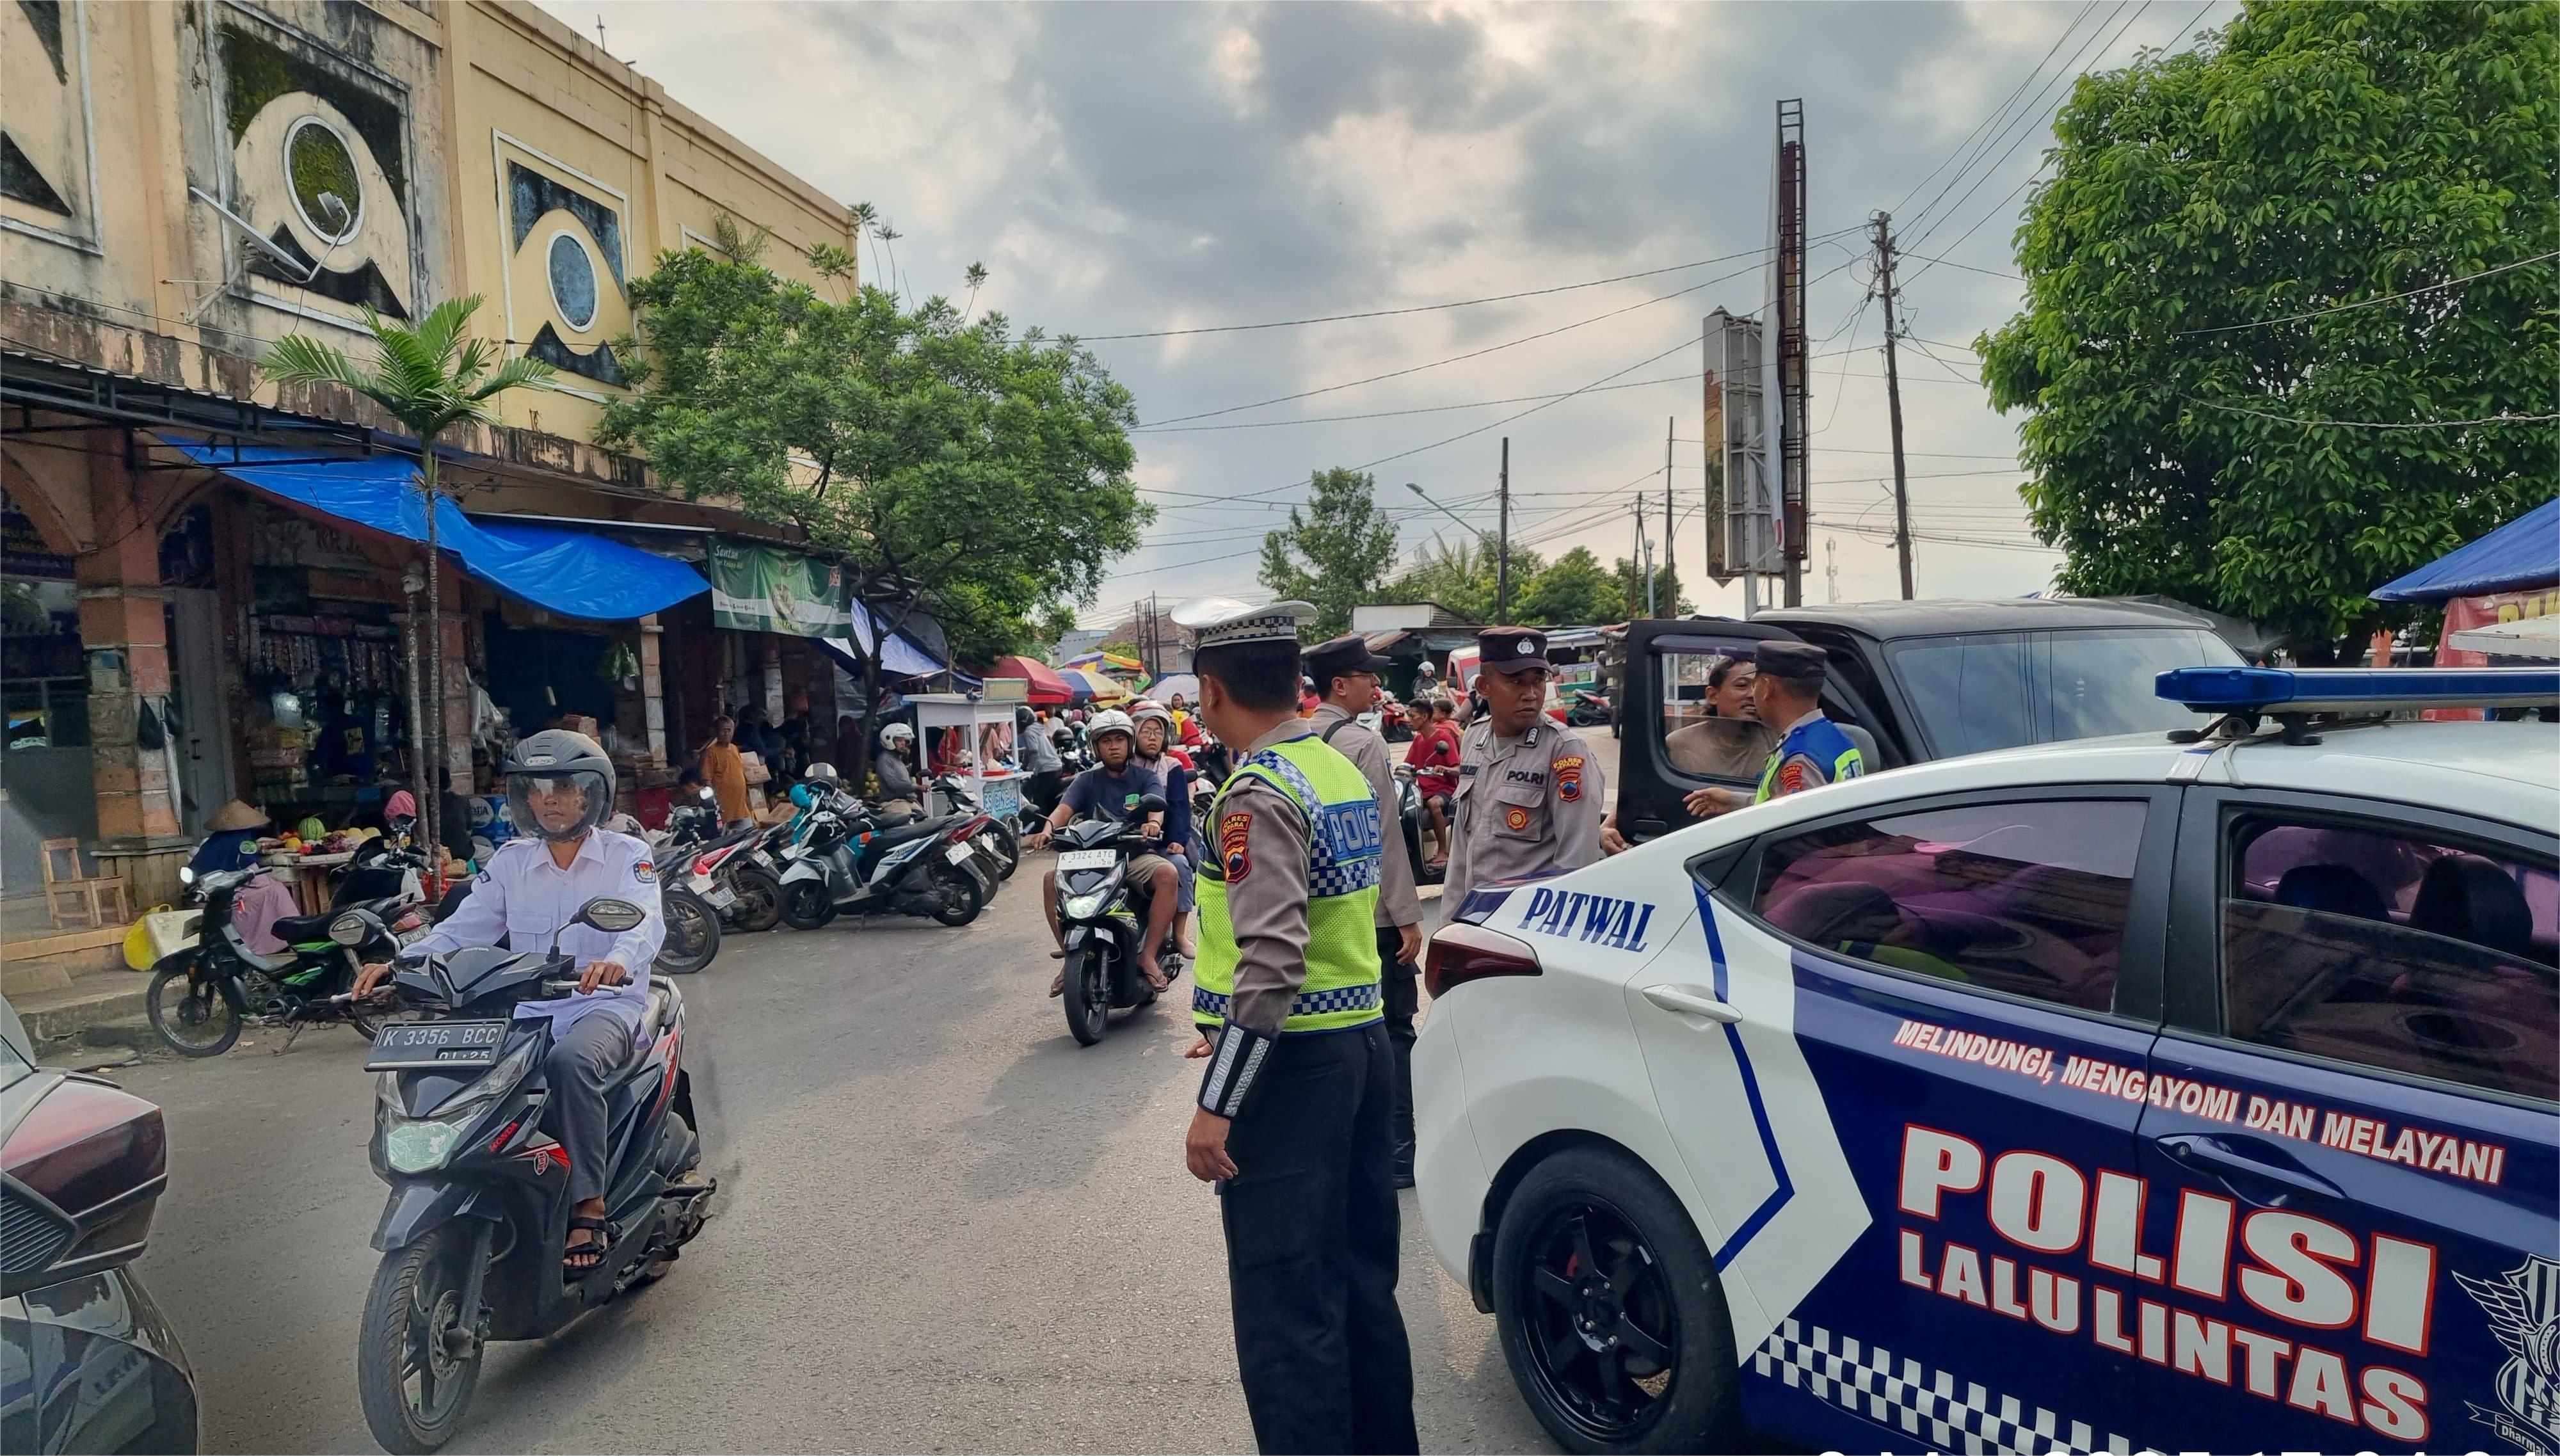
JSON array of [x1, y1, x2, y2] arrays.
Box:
[[116, 731, 1622, 1452]]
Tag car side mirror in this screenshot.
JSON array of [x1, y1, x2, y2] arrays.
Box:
[[577, 897, 646, 934]]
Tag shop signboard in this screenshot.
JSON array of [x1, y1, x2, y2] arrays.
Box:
[[706, 541, 852, 637]]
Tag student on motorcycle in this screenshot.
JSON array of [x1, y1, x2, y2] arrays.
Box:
[[1130, 701, 1198, 960], [1029, 708, 1176, 993], [354, 730, 664, 1275]]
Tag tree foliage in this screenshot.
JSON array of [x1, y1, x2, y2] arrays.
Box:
[[1978, 0, 2560, 653], [598, 248, 1148, 691], [1258, 467, 1401, 637], [1380, 534, 1540, 625], [1612, 557, 1686, 620], [1519, 547, 1622, 625]]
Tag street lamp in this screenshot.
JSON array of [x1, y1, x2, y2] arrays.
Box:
[[1404, 481, 1476, 536]]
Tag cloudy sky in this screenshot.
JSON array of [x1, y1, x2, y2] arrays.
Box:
[[543, 0, 2236, 628]]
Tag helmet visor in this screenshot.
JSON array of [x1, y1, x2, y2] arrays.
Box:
[[505, 769, 611, 842]]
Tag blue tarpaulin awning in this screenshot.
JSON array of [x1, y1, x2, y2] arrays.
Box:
[[168, 440, 709, 621], [2372, 497, 2560, 602], [816, 611, 947, 681]]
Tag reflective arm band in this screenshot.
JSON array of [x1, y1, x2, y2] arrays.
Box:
[[1197, 1021, 1277, 1119]]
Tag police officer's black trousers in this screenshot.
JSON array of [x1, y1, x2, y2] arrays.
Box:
[[1374, 925, 1419, 1179], [1220, 1021, 1418, 1455]]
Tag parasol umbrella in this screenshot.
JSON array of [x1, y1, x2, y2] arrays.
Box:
[[1062, 666, 1127, 703], [987, 654, 1073, 705], [1063, 650, 1147, 674], [1151, 672, 1199, 703]]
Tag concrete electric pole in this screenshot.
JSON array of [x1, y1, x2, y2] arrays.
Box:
[[1874, 211, 1915, 601]]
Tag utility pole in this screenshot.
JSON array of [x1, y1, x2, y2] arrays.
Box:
[[1640, 508, 1658, 618], [1825, 536, 1839, 604], [1874, 211, 1915, 600], [1495, 436, 1512, 622], [1661, 415, 1676, 614]]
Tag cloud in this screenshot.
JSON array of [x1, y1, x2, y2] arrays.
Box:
[[549, 0, 2236, 621]]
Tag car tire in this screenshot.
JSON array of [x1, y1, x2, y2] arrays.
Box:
[[1492, 1146, 1741, 1454]]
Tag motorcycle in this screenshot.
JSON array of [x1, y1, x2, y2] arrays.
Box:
[[653, 879, 724, 977], [1051, 795, 1185, 1046], [773, 794, 992, 931], [1377, 697, 1415, 742], [1394, 765, 1448, 888], [345, 895, 715, 1454], [145, 855, 427, 1057], [922, 772, 1021, 882], [1567, 688, 1613, 728]]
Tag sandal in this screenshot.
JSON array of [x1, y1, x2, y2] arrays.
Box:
[[565, 1214, 611, 1274]]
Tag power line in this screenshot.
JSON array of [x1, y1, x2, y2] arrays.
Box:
[[1892, 0, 2107, 219], [1073, 237, 1850, 342], [2168, 251, 2560, 335], [1130, 372, 1704, 435], [2184, 399, 2560, 430], [1902, 1, 2127, 241]]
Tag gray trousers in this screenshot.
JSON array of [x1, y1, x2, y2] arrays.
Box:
[[543, 1011, 637, 1204]]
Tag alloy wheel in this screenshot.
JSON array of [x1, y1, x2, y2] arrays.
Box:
[[1515, 1199, 1680, 1444]]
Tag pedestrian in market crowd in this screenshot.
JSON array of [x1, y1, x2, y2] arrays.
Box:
[[1170, 596, 1417, 1456], [1018, 705, 1066, 817], [1442, 627, 1606, 911], [696, 716, 753, 829], [191, 798, 271, 878], [1674, 639, 1864, 823], [1304, 633, 1427, 1188]]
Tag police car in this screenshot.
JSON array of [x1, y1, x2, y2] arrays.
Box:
[[1414, 668, 2558, 1455]]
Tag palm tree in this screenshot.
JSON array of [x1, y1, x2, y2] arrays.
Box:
[[261, 298, 554, 867]]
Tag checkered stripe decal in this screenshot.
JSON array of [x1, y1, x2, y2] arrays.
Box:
[[1752, 1320, 2131, 1456], [1309, 856, 1381, 897], [1192, 983, 1380, 1021]]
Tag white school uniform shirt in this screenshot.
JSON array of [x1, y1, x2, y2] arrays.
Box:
[[405, 829, 664, 1043]]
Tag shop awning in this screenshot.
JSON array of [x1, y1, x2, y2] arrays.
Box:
[[168, 440, 708, 620], [813, 611, 945, 681], [2372, 497, 2560, 602]]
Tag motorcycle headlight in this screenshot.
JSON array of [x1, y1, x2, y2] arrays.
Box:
[[1063, 889, 1111, 919], [377, 1038, 537, 1173]]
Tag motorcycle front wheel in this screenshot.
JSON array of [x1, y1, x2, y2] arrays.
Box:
[[1061, 943, 1110, 1045], [656, 889, 723, 974], [983, 821, 1021, 881], [145, 962, 241, 1057], [928, 864, 983, 927], [357, 1224, 484, 1455], [778, 877, 838, 931], [727, 862, 783, 932]]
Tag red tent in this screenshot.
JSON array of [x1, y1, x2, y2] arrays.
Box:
[[987, 654, 1073, 705]]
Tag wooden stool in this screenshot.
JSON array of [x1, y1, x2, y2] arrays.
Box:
[[40, 838, 131, 931]]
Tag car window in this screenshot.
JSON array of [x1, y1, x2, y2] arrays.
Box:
[[1886, 633, 2033, 756], [1750, 799, 2147, 1012], [2222, 815, 2559, 1103], [2035, 628, 2243, 741], [1651, 641, 1777, 785]]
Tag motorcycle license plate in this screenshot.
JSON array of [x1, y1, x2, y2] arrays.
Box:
[[945, 843, 977, 866], [365, 1019, 509, 1070], [1055, 849, 1116, 872], [701, 882, 737, 908]]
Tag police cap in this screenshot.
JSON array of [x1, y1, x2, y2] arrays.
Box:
[[1477, 626, 1550, 674], [1753, 639, 1830, 685], [1304, 633, 1396, 686]]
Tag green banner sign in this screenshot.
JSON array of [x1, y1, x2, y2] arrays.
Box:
[[705, 540, 852, 637]]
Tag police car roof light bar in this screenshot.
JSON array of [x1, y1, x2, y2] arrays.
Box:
[[2156, 666, 2560, 716]]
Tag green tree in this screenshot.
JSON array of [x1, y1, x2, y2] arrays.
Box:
[[1379, 533, 1546, 625], [260, 298, 554, 854], [1259, 467, 1401, 637], [600, 246, 1146, 746], [1613, 557, 1684, 620], [1517, 547, 1623, 625], [1978, 0, 2560, 656]]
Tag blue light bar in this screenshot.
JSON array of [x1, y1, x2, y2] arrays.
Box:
[[2156, 666, 2560, 714]]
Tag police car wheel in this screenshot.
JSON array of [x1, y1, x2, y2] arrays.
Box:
[[1492, 1146, 1740, 1454]]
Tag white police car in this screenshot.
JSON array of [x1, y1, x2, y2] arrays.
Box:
[[1415, 668, 2558, 1454]]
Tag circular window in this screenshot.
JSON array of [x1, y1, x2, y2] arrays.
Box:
[[547, 232, 599, 332], [284, 117, 362, 244]]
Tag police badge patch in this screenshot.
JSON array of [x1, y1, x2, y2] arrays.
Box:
[[2459, 1254, 2560, 1453], [1220, 811, 1253, 883], [1553, 754, 1585, 803]]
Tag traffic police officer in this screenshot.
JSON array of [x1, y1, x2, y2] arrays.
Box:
[[1443, 627, 1607, 910], [1683, 639, 1865, 817], [1173, 596, 1417, 1456], [1303, 632, 1425, 1187]]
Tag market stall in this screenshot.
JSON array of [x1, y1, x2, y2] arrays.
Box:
[[909, 687, 1027, 824]]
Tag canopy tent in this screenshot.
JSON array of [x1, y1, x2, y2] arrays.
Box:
[[165, 439, 708, 620], [1149, 672, 1199, 703], [987, 655, 1074, 705], [2372, 498, 2560, 602], [1060, 666, 1126, 703], [2449, 616, 2560, 657]]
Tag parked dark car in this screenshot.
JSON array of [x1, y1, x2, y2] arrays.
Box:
[[1615, 597, 2246, 841], [1, 996, 198, 1454]]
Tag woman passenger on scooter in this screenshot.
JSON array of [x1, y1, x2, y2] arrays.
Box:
[[1130, 702, 1198, 960]]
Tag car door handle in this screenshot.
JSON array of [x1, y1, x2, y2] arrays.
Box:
[[2152, 1133, 2343, 1204], [1642, 984, 1742, 1023]]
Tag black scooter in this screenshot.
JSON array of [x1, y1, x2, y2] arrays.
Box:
[[347, 895, 715, 1454], [1051, 795, 1184, 1046], [145, 852, 426, 1057]]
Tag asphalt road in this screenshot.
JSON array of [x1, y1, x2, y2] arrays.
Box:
[[115, 726, 1623, 1453]]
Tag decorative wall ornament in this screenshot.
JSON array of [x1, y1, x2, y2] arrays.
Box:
[[496, 143, 632, 390], [1, 0, 98, 247]]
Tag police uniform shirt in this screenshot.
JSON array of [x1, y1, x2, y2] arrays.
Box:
[[1444, 717, 1606, 909], [1210, 719, 1330, 1037], [1307, 703, 1421, 930], [406, 828, 665, 1041]]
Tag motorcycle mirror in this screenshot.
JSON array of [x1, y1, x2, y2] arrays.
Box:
[[1137, 794, 1169, 815], [329, 907, 385, 947], [576, 897, 646, 934]]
